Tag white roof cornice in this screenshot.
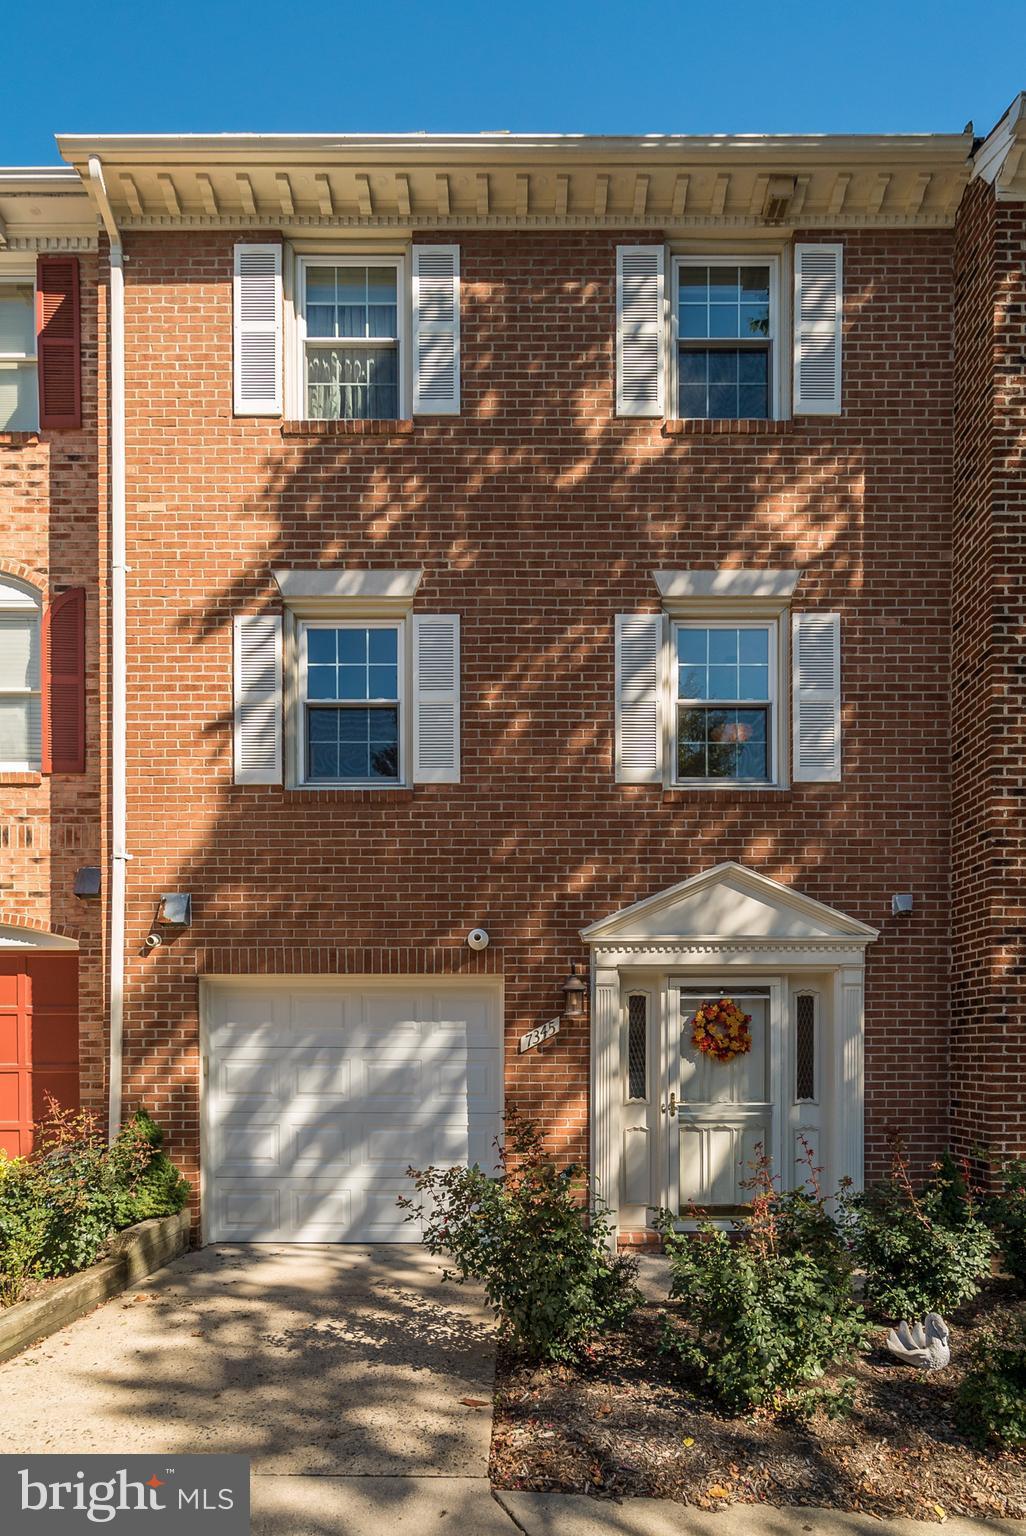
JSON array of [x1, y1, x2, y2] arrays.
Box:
[[0, 165, 97, 249], [54, 130, 973, 232]]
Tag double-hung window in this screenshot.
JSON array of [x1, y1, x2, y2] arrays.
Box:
[[674, 256, 778, 420], [616, 572, 841, 790], [0, 578, 42, 770], [298, 257, 403, 421], [0, 273, 38, 431], [300, 620, 402, 785], [675, 622, 776, 784]]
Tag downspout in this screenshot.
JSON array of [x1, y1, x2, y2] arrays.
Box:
[[88, 157, 127, 1139]]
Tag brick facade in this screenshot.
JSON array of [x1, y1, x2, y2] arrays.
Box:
[[0, 253, 105, 1117], [109, 224, 955, 1193], [951, 177, 1026, 1167], [4, 134, 1025, 1220]]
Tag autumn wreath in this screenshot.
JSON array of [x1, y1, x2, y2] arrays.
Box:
[[690, 997, 753, 1063]]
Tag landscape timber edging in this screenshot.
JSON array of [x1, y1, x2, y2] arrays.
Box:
[[0, 1208, 192, 1365]]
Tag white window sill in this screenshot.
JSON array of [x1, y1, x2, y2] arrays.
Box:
[[291, 781, 412, 794], [666, 780, 788, 793]]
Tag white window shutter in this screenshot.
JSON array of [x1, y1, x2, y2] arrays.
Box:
[[233, 614, 283, 784], [233, 243, 283, 415], [413, 614, 460, 782], [792, 612, 841, 782], [413, 245, 460, 415], [616, 246, 665, 417], [615, 613, 666, 783], [793, 243, 843, 415]]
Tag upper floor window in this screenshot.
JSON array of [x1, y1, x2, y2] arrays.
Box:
[[675, 622, 776, 784], [615, 573, 842, 790], [0, 578, 42, 770], [297, 257, 403, 421], [673, 256, 779, 420], [0, 274, 38, 432], [300, 620, 403, 785]]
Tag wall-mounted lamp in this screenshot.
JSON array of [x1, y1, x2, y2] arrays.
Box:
[[73, 867, 102, 899], [891, 893, 914, 916], [561, 960, 587, 1019], [157, 892, 192, 927]]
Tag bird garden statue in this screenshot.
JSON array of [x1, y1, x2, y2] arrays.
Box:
[[886, 1313, 951, 1371]]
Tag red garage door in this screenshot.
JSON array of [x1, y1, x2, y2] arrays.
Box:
[[0, 952, 79, 1157]]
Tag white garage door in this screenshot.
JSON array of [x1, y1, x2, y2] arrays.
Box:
[[203, 978, 503, 1243]]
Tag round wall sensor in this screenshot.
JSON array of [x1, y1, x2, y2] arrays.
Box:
[[467, 928, 490, 951]]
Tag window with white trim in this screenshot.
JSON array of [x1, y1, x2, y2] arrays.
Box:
[[297, 257, 403, 421], [674, 621, 777, 784], [299, 619, 403, 785], [616, 573, 842, 790], [0, 578, 42, 770], [0, 273, 38, 431], [673, 256, 779, 420]]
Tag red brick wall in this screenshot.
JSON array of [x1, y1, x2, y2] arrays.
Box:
[[952, 180, 1026, 1168], [0, 253, 105, 1117], [109, 225, 957, 1193]]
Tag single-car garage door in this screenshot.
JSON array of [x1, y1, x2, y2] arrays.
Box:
[[202, 977, 503, 1243]]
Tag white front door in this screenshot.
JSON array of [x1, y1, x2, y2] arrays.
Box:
[[202, 977, 503, 1243], [667, 981, 784, 1215]]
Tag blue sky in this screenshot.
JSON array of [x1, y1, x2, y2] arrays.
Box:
[[5, 0, 1024, 165]]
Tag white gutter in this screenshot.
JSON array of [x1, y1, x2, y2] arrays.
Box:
[[88, 156, 128, 1140]]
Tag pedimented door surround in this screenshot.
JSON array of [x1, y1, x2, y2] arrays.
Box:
[[582, 863, 878, 1243]]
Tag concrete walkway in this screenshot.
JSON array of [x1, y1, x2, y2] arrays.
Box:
[[0, 1243, 509, 1533], [0, 1246, 1019, 1534], [497, 1496, 1023, 1534]]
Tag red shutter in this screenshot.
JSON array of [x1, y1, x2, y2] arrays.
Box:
[[41, 588, 86, 774], [36, 256, 81, 430]]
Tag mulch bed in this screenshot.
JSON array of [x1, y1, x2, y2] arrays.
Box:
[[490, 1281, 1026, 1521]]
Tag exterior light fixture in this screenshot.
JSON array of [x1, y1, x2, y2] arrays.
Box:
[[891, 893, 914, 916], [157, 893, 192, 927], [73, 866, 102, 898], [561, 960, 588, 1019]]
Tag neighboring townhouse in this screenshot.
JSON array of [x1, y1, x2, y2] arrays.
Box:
[[0, 168, 100, 1157], [3, 100, 1025, 1247]]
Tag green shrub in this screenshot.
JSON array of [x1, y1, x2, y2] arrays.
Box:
[[0, 1102, 190, 1297], [0, 1157, 50, 1303], [110, 1111, 190, 1226], [841, 1150, 994, 1320], [654, 1153, 867, 1413], [990, 1159, 1026, 1288], [955, 1318, 1026, 1448], [400, 1111, 640, 1362]]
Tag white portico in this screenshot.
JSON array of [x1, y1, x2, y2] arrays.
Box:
[[583, 863, 878, 1239]]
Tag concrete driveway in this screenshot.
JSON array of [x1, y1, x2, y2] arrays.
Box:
[[0, 1244, 514, 1534]]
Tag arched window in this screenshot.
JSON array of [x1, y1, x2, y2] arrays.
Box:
[[0, 577, 42, 770]]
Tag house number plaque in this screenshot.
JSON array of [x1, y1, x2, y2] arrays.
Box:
[[518, 1017, 561, 1053]]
